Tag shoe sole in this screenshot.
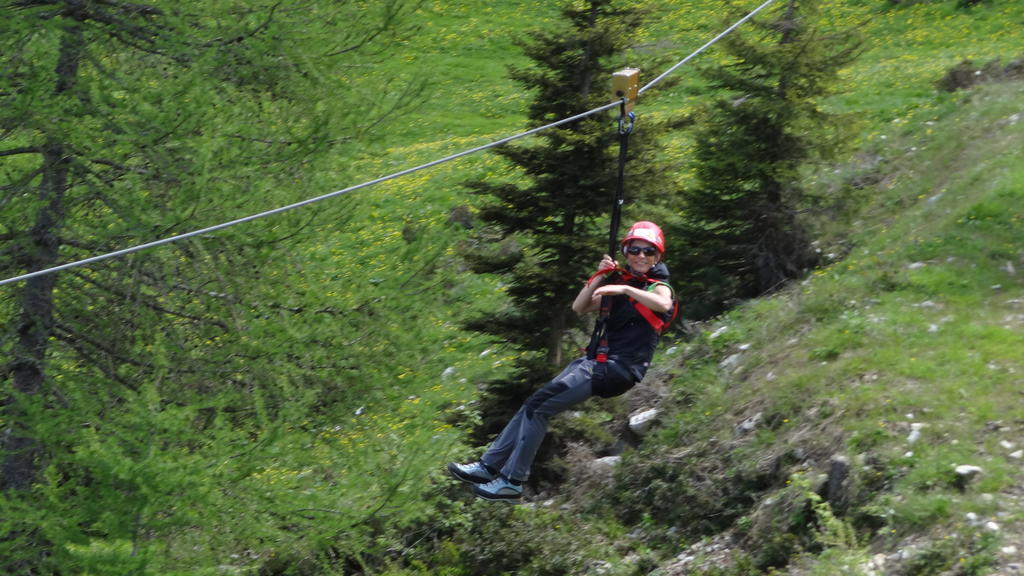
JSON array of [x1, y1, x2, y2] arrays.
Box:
[[447, 462, 494, 485], [472, 488, 523, 502]]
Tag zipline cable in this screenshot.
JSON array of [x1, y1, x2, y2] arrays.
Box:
[[0, 102, 621, 288], [0, 0, 778, 288], [639, 0, 777, 96]]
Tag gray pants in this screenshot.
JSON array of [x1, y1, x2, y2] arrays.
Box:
[[480, 358, 595, 482]]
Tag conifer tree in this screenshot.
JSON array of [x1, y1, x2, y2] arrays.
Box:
[[675, 0, 859, 318], [0, 1, 421, 572], [462, 0, 672, 444]]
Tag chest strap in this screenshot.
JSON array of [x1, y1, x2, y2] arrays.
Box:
[[587, 269, 677, 362]]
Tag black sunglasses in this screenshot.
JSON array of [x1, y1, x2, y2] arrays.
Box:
[[625, 246, 659, 257]]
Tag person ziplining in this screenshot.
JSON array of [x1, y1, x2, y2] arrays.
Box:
[[448, 221, 676, 501], [448, 69, 680, 501]]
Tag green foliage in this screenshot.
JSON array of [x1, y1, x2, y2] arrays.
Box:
[[1, 0, 1022, 574], [674, 0, 861, 319], [608, 433, 788, 541], [900, 530, 1000, 576], [0, 1, 493, 573], [387, 503, 648, 576], [795, 473, 862, 550]]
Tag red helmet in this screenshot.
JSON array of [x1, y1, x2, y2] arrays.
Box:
[[621, 221, 665, 253]]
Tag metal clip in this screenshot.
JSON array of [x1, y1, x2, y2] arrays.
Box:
[[618, 110, 635, 135]]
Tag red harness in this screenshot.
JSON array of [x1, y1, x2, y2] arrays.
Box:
[[587, 267, 678, 335]]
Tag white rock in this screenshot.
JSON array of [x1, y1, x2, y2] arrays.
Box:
[[985, 521, 1000, 532], [907, 423, 925, 444], [955, 464, 984, 478], [592, 455, 622, 473], [629, 409, 659, 435], [736, 413, 763, 436], [675, 554, 695, 565], [1009, 450, 1023, 459], [719, 353, 743, 371], [441, 366, 456, 380]]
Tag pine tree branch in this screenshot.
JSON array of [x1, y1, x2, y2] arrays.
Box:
[[10, 0, 60, 9], [208, 1, 281, 47], [93, 0, 163, 18], [89, 158, 151, 176], [52, 323, 144, 390], [150, 274, 349, 317], [1, 167, 44, 210], [0, 146, 40, 158], [66, 269, 231, 332]]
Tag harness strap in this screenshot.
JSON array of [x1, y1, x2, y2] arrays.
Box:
[[628, 299, 677, 334], [587, 271, 677, 359], [587, 266, 624, 285], [588, 268, 622, 363]]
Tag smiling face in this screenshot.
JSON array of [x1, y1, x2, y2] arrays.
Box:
[[623, 239, 661, 275]]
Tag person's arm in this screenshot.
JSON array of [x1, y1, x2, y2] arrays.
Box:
[[572, 254, 618, 315], [592, 282, 674, 314]]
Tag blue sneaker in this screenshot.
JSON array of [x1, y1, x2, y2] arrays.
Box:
[[473, 475, 523, 501], [447, 461, 496, 484]]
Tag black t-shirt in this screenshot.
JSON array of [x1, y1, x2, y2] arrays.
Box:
[[588, 262, 673, 382]]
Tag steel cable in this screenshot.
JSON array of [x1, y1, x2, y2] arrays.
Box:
[[0, 0, 777, 287]]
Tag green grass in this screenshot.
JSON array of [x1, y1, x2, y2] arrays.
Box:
[[641, 78, 1024, 571]]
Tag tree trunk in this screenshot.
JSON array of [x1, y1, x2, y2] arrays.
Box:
[[1, 22, 81, 491]]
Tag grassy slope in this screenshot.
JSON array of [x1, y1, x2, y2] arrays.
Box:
[[324, 0, 1024, 573], [642, 78, 1024, 575]]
